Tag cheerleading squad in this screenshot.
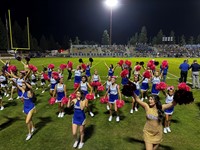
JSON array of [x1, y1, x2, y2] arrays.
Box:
[[0, 58, 194, 150]]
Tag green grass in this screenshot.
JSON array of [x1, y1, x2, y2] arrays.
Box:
[[0, 57, 200, 150]]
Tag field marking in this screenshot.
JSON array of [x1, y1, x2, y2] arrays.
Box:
[[91, 61, 102, 68], [168, 72, 192, 84]]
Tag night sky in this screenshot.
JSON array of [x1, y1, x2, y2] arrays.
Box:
[[1, 0, 200, 44]]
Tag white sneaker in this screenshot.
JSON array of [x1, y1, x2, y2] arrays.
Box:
[[89, 112, 94, 117], [78, 142, 84, 149], [106, 105, 110, 110], [145, 97, 148, 100], [26, 133, 32, 141], [97, 94, 99, 98], [167, 127, 171, 133], [130, 109, 133, 114], [8, 98, 13, 101], [0, 106, 4, 110], [134, 107, 138, 112], [116, 116, 120, 122], [17, 96, 20, 99], [61, 112, 65, 117], [4, 93, 7, 96], [108, 116, 112, 121], [163, 128, 167, 134], [94, 96, 96, 99], [36, 88, 38, 90], [73, 140, 79, 148], [42, 90, 45, 94], [58, 112, 61, 118], [141, 98, 144, 101], [31, 127, 36, 133], [6, 94, 9, 97]]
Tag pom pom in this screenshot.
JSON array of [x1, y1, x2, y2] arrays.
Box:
[[7, 65, 17, 73], [89, 58, 93, 62], [125, 60, 132, 67], [139, 61, 144, 66], [52, 72, 59, 80], [161, 60, 168, 69], [156, 82, 168, 91], [85, 93, 95, 100], [154, 61, 159, 66], [118, 60, 124, 66], [67, 61, 73, 68], [120, 69, 129, 78], [150, 65, 156, 70], [48, 64, 55, 69], [81, 63, 87, 70], [25, 56, 30, 62], [147, 60, 154, 67], [49, 97, 56, 105], [91, 82, 101, 87], [100, 97, 108, 104], [60, 64, 67, 70], [143, 70, 151, 79], [16, 56, 22, 61], [122, 81, 136, 97], [97, 85, 105, 91], [79, 58, 83, 63], [74, 83, 80, 90], [135, 65, 141, 71], [61, 97, 69, 105], [43, 73, 49, 80], [69, 93, 76, 99], [29, 64, 37, 72], [32, 66, 38, 72], [116, 100, 125, 108], [43, 67, 47, 71], [178, 82, 190, 91], [174, 90, 194, 105]]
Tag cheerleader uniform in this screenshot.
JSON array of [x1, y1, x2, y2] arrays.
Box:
[[133, 81, 140, 96], [56, 84, 65, 103], [23, 91, 35, 114], [92, 74, 99, 86], [80, 81, 89, 96], [121, 76, 129, 86], [141, 78, 149, 91], [0, 75, 7, 88], [108, 68, 114, 77], [74, 70, 82, 84], [41, 73, 46, 86], [48, 68, 52, 78], [164, 95, 174, 115], [73, 100, 86, 125], [17, 78, 24, 98], [108, 84, 119, 103], [151, 77, 160, 95], [31, 74, 37, 85], [86, 66, 91, 77], [106, 80, 112, 93], [50, 77, 57, 91]]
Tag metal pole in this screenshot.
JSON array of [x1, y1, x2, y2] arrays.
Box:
[[110, 8, 112, 46]]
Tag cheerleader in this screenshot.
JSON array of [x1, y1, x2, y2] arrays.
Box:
[[31, 71, 38, 90], [67, 61, 73, 81], [121, 67, 129, 86], [21, 60, 29, 72], [16, 81, 36, 141], [85, 62, 92, 79], [47, 66, 53, 79], [160, 65, 168, 82], [49, 75, 58, 96], [102, 76, 112, 110], [0, 59, 10, 72], [105, 76, 122, 122], [40, 70, 47, 94], [53, 77, 67, 118], [73, 65, 83, 84], [91, 70, 101, 99], [104, 62, 117, 77], [75, 75, 93, 117], [0, 86, 4, 110], [162, 86, 175, 134], [133, 62, 142, 79], [140, 77, 150, 101], [58, 68, 63, 78], [67, 91, 87, 149], [151, 70, 162, 95], [0, 70, 9, 97]]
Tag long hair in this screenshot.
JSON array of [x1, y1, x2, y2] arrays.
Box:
[[151, 95, 164, 122]]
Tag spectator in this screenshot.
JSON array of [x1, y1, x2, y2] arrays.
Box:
[[179, 60, 190, 83], [189, 60, 200, 89]]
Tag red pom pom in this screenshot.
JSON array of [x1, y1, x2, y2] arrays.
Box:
[[67, 61, 73, 68], [120, 69, 129, 78], [116, 99, 125, 108], [81, 64, 87, 70], [52, 72, 59, 80], [178, 82, 190, 91], [147, 60, 154, 67], [162, 60, 168, 69], [8, 65, 17, 73], [150, 65, 156, 70], [49, 97, 56, 105], [70, 93, 76, 99], [85, 94, 95, 100], [125, 60, 132, 67], [60, 64, 67, 70], [97, 85, 105, 91], [32, 66, 38, 72], [143, 70, 151, 79], [74, 83, 80, 90], [118, 60, 124, 66], [28, 64, 34, 70], [48, 64, 55, 69], [91, 82, 101, 87], [61, 97, 69, 104], [135, 65, 141, 71], [100, 97, 108, 104], [43, 73, 49, 80], [156, 82, 168, 91]]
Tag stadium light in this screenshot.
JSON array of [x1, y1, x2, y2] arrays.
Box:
[[105, 0, 119, 45]]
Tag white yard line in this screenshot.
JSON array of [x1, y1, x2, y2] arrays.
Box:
[[91, 61, 102, 68], [168, 72, 192, 84]]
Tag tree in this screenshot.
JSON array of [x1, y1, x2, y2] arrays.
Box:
[[74, 36, 80, 45], [188, 36, 194, 45], [0, 17, 7, 50], [30, 34, 39, 51], [48, 35, 56, 50], [129, 32, 138, 45], [156, 30, 164, 44], [170, 30, 176, 44], [152, 36, 157, 46], [12, 21, 23, 48], [101, 30, 110, 45], [196, 34, 200, 44], [62, 35, 70, 49], [40, 35, 48, 51], [180, 35, 186, 45], [138, 26, 148, 43]]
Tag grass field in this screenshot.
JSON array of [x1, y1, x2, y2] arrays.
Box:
[[0, 57, 200, 150]]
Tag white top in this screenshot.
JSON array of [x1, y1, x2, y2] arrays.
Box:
[[109, 84, 118, 95], [166, 94, 174, 104], [75, 70, 81, 77], [80, 81, 88, 91], [93, 74, 99, 82]]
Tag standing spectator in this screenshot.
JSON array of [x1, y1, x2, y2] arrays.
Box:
[[179, 60, 190, 83], [160, 65, 168, 82], [189, 60, 200, 89]]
